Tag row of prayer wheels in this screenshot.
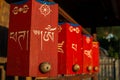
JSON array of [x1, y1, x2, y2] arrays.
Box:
[[6, 0, 99, 77]]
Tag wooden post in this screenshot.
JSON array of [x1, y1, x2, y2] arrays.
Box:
[[0, 0, 10, 27], [115, 60, 119, 80], [14, 76, 19, 80], [0, 66, 5, 80], [0, 57, 7, 80]]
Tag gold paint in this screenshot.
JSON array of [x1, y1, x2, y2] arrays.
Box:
[[58, 41, 64, 53], [72, 43, 77, 51], [12, 5, 29, 15], [69, 26, 80, 33], [58, 26, 62, 32]]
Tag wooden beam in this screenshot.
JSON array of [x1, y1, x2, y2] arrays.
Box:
[[48, 0, 90, 35], [35, 73, 98, 80], [0, 57, 7, 63], [0, 65, 6, 80], [58, 6, 90, 34]]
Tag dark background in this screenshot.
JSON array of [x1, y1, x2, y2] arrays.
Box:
[[54, 0, 120, 27], [5, 0, 120, 27]]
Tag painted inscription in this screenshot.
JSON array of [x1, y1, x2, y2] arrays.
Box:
[[39, 4, 51, 16], [72, 43, 77, 51], [69, 26, 80, 33], [10, 30, 29, 50], [12, 5, 29, 15], [33, 25, 56, 50], [84, 49, 92, 58], [58, 41, 64, 53], [9, 25, 56, 51]]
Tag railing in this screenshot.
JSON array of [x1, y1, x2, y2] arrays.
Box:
[[1, 57, 120, 80], [98, 57, 120, 80]]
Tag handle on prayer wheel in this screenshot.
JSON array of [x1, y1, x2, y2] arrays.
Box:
[[94, 66, 98, 71], [72, 64, 80, 72], [87, 66, 92, 71], [39, 62, 51, 73]]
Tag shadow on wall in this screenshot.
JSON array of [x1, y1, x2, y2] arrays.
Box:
[[0, 25, 8, 57]]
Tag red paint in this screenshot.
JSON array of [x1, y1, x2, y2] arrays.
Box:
[[7, 0, 58, 77], [82, 34, 93, 74], [58, 23, 82, 75], [92, 42, 100, 73]]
